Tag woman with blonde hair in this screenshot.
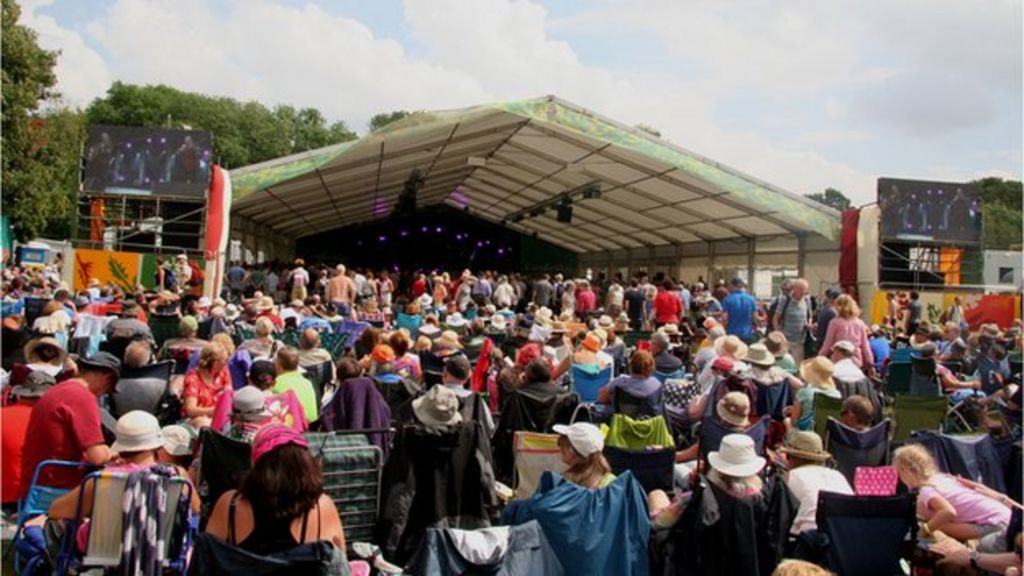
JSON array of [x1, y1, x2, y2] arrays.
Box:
[[183, 342, 231, 425], [892, 444, 1012, 544], [553, 423, 615, 489], [817, 294, 874, 371]]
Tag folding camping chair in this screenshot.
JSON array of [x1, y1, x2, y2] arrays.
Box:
[[892, 395, 947, 443], [8, 460, 94, 569], [512, 431, 567, 500], [825, 417, 892, 484], [196, 430, 252, 528], [909, 355, 941, 396], [603, 447, 675, 493], [148, 314, 182, 350], [812, 393, 845, 440], [304, 359, 334, 406], [305, 431, 384, 551], [698, 415, 769, 460], [110, 360, 174, 418], [55, 470, 193, 574], [753, 378, 793, 421], [816, 492, 916, 576], [612, 387, 663, 420], [653, 369, 685, 385], [884, 362, 912, 396], [571, 365, 612, 403]]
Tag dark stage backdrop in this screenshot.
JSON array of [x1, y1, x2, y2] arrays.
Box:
[[296, 205, 578, 273]]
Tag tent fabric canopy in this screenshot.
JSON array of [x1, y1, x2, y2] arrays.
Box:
[[230, 96, 840, 254]]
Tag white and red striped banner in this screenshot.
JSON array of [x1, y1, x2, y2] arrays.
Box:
[[203, 164, 232, 298]]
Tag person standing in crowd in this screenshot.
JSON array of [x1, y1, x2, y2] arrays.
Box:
[[175, 254, 193, 291], [265, 267, 279, 298], [575, 280, 597, 317], [676, 280, 692, 325], [20, 352, 120, 495], [774, 278, 812, 363], [378, 270, 394, 308], [652, 279, 683, 328], [623, 279, 645, 332], [532, 274, 554, 308], [814, 287, 841, 345], [289, 259, 310, 302], [818, 294, 874, 373], [722, 277, 758, 343], [226, 261, 247, 301], [327, 264, 357, 319], [868, 324, 891, 374], [906, 291, 923, 336]]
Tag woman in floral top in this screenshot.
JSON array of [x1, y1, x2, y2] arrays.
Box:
[[182, 342, 231, 426]]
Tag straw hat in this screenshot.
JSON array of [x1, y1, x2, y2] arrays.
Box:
[[713, 335, 749, 360], [413, 385, 463, 429], [781, 430, 831, 462], [437, 330, 463, 350], [799, 356, 836, 390], [744, 343, 775, 367], [24, 336, 67, 364], [534, 307, 554, 328], [659, 324, 681, 336], [110, 411, 165, 453], [490, 314, 508, 330], [597, 315, 614, 330], [708, 434, 766, 477], [256, 296, 275, 312], [445, 312, 467, 328], [764, 331, 789, 357], [716, 392, 751, 428], [833, 340, 856, 355]]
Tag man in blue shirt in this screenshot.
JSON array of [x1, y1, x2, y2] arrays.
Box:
[[721, 277, 758, 343], [868, 324, 891, 375]]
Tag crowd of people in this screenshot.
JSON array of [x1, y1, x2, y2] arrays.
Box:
[[1, 256, 1021, 575]]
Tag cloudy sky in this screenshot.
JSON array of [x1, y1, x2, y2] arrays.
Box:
[[20, 0, 1023, 204]]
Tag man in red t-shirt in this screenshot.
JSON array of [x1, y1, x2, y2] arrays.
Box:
[[652, 279, 683, 327], [19, 352, 120, 497], [1, 371, 56, 505], [411, 273, 427, 298]]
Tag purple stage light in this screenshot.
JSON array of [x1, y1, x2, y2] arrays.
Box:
[[378, 235, 387, 242], [435, 226, 443, 233], [497, 248, 505, 255], [421, 226, 428, 233], [400, 230, 409, 237], [476, 241, 484, 248]]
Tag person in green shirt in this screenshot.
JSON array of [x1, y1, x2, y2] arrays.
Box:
[[272, 347, 318, 422]]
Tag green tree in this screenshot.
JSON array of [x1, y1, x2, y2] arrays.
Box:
[[805, 187, 852, 211], [1, 0, 85, 241], [87, 82, 357, 167], [975, 177, 1023, 250], [368, 110, 412, 132]]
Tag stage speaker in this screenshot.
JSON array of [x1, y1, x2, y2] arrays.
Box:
[[556, 203, 573, 223]]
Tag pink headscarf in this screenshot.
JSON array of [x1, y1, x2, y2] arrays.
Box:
[[251, 423, 309, 464]]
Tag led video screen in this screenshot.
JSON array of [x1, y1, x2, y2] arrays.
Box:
[[83, 125, 213, 198], [877, 178, 981, 244]]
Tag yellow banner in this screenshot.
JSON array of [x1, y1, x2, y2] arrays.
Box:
[[73, 248, 140, 293]]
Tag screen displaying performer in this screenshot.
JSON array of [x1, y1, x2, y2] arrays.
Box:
[[83, 125, 213, 198], [877, 178, 981, 243]]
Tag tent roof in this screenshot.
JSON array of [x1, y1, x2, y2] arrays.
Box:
[[231, 95, 840, 253]]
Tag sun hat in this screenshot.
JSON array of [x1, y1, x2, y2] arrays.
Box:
[[110, 410, 164, 453], [764, 331, 789, 357], [251, 423, 309, 464], [490, 314, 508, 330], [24, 336, 67, 364], [74, 294, 91, 308], [716, 392, 751, 428], [11, 370, 56, 399], [744, 343, 775, 367], [799, 356, 836, 390], [445, 312, 467, 328], [780, 430, 831, 462], [289, 299, 304, 308], [161, 425, 194, 457], [197, 296, 212, 308], [416, 294, 433, 309], [659, 324, 681, 336], [581, 333, 602, 352], [702, 318, 722, 331], [412, 385, 463, 429], [176, 254, 188, 260], [371, 344, 396, 364], [78, 351, 122, 379], [833, 340, 856, 354], [597, 315, 614, 329], [437, 330, 463, 350], [232, 386, 271, 422], [256, 296, 275, 312], [225, 304, 240, 321], [711, 356, 736, 373], [708, 434, 766, 477], [552, 422, 604, 457], [714, 335, 749, 360], [534, 307, 554, 328]]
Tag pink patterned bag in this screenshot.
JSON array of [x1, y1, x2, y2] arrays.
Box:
[[854, 466, 899, 496]]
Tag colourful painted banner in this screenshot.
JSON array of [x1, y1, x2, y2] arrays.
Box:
[[870, 289, 1022, 330], [74, 248, 140, 293]]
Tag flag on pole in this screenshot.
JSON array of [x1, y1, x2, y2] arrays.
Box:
[[204, 164, 232, 298]]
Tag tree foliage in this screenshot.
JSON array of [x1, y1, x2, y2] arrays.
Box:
[[86, 82, 358, 168], [368, 110, 412, 132], [804, 187, 852, 211], [974, 177, 1022, 250]]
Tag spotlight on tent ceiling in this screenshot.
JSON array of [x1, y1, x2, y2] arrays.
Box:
[[466, 156, 487, 167], [581, 183, 602, 199], [510, 214, 525, 223], [529, 207, 546, 218]]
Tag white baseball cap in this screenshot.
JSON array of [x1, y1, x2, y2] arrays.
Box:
[[552, 423, 604, 457]]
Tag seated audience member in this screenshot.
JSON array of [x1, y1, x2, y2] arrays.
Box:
[[205, 425, 346, 554], [746, 343, 802, 417], [927, 518, 1023, 575], [273, 347, 318, 422], [909, 322, 933, 350], [158, 316, 206, 359], [32, 300, 71, 344], [411, 385, 463, 432], [354, 326, 382, 362], [22, 337, 70, 378], [650, 331, 684, 375], [223, 386, 273, 443], [893, 444, 1012, 545], [182, 342, 231, 426], [297, 328, 333, 373], [2, 372, 55, 506], [771, 559, 832, 576], [158, 424, 196, 473], [915, 342, 982, 397], [937, 322, 963, 357], [706, 433, 765, 500], [20, 352, 120, 496], [389, 330, 422, 381], [686, 357, 756, 420], [255, 296, 284, 329], [765, 331, 797, 373], [122, 339, 154, 369], [515, 358, 561, 401], [443, 354, 494, 435], [600, 350, 663, 415], [830, 340, 867, 382], [868, 324, 891, 375], [697, 335, 749, 393], [838, 395, 874, 431], [553, 422, 616, 489], [238, 317, 282, 361], [793, 357, 841, 431], [22, 411, 199, 567], [676, 391, 752, 470], [211, 360, 307, 434], [780, 431, 852, 537]]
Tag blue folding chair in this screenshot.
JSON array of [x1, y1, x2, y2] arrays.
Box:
[[816, 492, 916, 575], [570, 365, 612, 403], [825, 417, 892, 484], [10, 460, 95, 570], [698, 415, 769, 460], [653, 369, 685, 384], [395, 313, 422, 335]]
